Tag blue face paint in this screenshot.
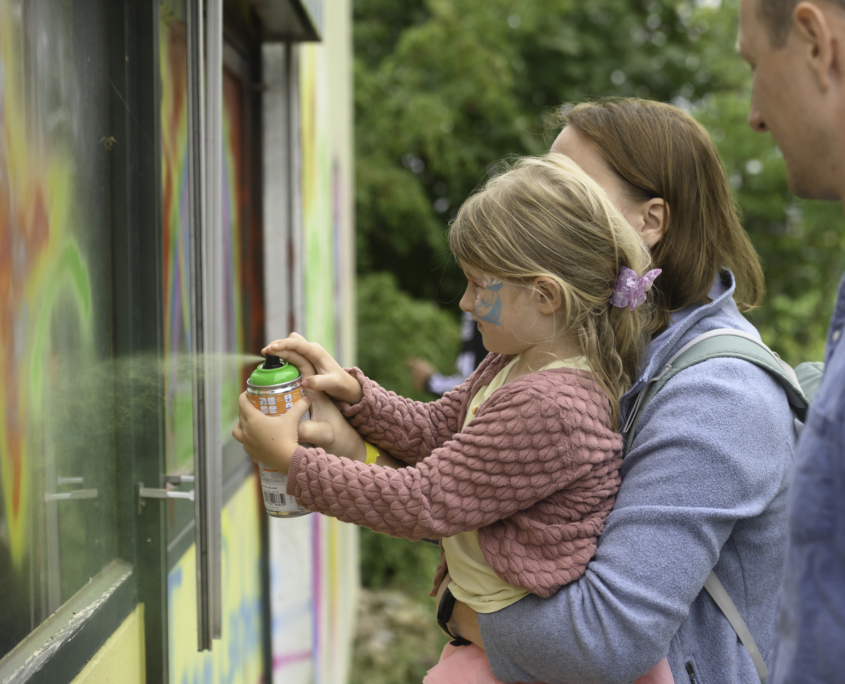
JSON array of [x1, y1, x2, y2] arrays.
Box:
[[475, 280, 504, 325]]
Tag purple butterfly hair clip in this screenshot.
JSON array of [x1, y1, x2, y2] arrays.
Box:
[[610, 267, 662, 311]]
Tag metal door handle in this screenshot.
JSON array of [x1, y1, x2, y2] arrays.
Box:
[[44, 488, 98, 502], [136, 482, 196, 514]]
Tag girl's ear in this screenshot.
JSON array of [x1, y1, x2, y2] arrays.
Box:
[[534, 277, 563, 314]]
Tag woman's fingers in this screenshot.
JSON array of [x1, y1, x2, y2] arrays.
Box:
[[301, 373, 350, 396], [301, 389, 367, 460], [297, 419, 335, 449]]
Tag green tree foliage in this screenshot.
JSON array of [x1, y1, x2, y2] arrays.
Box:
[[356, 272, 462, 399], [355, 0, 845, 363], [351, 5, 845, 678]]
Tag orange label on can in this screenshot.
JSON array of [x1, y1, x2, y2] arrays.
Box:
[[248, 387, 305, 416]]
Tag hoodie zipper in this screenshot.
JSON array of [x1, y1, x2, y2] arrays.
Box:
[[686, 661, 697, 683]]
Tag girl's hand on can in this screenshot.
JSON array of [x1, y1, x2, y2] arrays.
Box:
[[263, 333, 363, 405], [232, 391, 309, 474]]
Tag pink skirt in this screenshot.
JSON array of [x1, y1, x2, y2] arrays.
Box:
[[423, 643, 674, 684]]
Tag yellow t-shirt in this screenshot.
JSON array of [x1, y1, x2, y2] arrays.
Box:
[[443, 354, 592, 613]]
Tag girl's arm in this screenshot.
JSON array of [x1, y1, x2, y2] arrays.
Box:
[[285, 382, 612, 541], [333, 366, 472, 464], [299, 389, 405, 468]]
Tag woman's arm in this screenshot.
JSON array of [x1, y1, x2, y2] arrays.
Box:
[[477, 359, 794, 684], [299, 389, 405, 468]]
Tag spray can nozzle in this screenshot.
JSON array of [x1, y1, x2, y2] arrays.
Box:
[[262, 354, 285, 370]]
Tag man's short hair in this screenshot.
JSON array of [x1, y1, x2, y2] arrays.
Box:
[[759, 0, 845, 47]]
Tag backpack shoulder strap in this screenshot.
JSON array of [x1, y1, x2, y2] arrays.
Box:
[[621, 328, 797, 683], [623, 328, 809, 451], [795, 361, 825, 404], [704, 572, 769, 682]]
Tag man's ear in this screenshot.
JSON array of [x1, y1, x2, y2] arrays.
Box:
[[534, 277, 563, 314], [794, 2, 835, 91], [638, 198, 668, 249]]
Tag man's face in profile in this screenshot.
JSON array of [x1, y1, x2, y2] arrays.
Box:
[[738, 0, 841, 200]]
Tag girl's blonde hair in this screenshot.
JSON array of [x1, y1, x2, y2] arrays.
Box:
[[449, 153, 654, 428]]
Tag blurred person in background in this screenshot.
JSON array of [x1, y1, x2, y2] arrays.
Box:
[[407, 310, 488, 396], [737, 0, 845, 680]]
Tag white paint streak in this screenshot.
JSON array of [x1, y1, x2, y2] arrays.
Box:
[[1, 563, 132, 683]]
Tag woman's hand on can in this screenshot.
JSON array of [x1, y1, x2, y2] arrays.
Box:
[[298, 390, 366, 461], [263, 333, 363, 405], [232, 391, 309, 473]]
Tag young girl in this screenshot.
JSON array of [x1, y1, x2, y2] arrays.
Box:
[[233, 153, 670, 684]]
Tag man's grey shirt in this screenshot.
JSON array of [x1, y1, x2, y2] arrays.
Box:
[[771, 273, 845, 684]]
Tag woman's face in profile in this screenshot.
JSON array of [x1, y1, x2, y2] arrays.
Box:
[[551, 127, 666, 248]]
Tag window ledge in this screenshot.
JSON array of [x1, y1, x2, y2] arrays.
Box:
[[0, 560, 134, 684]]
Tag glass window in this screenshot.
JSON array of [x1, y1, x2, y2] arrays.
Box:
[[160, 13, 195, 481], [159, 11, 265, 545], [0, 0, 120, 657]]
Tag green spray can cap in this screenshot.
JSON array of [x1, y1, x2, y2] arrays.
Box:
[[248, 355, 302, 386]]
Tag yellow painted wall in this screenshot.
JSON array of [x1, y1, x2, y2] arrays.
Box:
[[168, 474, 264, 684], [71, 604, 146, 684]]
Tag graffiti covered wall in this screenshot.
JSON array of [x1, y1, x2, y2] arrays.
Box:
[[159, 14, 195, 474], [162, 10, 268, 682]]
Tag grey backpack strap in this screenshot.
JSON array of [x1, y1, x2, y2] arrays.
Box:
[[623, 329, 809, 452], [704, 572, 769, 682], [620, 329, 807, 681]]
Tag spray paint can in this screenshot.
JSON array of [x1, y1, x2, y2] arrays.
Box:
[[247, 355, 311, 518]]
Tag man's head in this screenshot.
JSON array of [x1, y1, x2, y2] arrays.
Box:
[[738, 0, 845, 200]]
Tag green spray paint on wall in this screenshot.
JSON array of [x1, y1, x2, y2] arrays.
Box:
[[0, 0, 95, 569]]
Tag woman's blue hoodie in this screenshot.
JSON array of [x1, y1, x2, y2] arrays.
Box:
[[480, 271, 796, 684]]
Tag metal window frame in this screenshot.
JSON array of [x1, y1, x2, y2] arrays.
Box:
[[261, 41, 304, 339], [0, 0, 315, 678], [186, 0, 224, 650], [0, 562, 135, 684]]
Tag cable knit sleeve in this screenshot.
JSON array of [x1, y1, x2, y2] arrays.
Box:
[[335, 366, 472, 465], [287, 374, 621, 545]]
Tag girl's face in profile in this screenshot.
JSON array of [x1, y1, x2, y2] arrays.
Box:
[[458, 264, 544, 355]]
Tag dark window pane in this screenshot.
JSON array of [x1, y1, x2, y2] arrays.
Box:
[[0, 0, 119, 657]]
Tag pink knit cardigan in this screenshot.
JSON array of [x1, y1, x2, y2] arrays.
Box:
[[286, 353, 623, 598]]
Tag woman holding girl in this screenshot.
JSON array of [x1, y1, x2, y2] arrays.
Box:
[[233, 153, 670, 683], [444, 99, 796, 684]]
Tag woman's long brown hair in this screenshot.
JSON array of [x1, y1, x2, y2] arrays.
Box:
[[561, 98, 765, 333]]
